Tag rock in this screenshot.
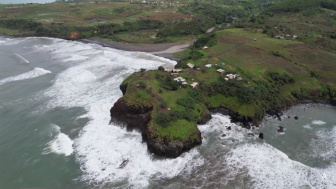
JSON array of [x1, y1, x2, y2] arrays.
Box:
[[277, 126, 284, 133], [226, 126, 231, 131], [247, 133, 254, 137], [288, 116, 291, 119], [294, 116, 299, 120], [259, 133, 264, 140], [197, 113, 212, 125], [119, 159, 129, 169], [110, 98, 152, 131], [221, 134, 226, 137], [69, 31, 81, 40]]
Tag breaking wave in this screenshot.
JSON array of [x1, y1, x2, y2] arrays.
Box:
[[0, 67, 51, 85], [42, 124, 74, 156]]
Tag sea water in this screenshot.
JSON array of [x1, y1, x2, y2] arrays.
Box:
[[0, 36, 335, 189]]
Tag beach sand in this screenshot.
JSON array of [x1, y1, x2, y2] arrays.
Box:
[[81, 38, 193, 60]]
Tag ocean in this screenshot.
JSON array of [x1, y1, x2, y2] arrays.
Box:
[[0, 36, 335, 189]]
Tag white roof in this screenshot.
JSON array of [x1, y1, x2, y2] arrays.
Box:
[[205, 64, 212, 68], [174, 77, 186, 82]]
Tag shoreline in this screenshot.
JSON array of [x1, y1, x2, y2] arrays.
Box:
[[80, 38, 193, 61], [0, 34, 192, 61]]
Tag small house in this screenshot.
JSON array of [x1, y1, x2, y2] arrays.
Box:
[[171, 73, 179, 77], [164, 68, 172, 72], [237, 77, 243, 81], [174, 77, 186, 82], [226, 74, 237, 79], [217, 69, 225, 74], [203, 46, 208, 49], [182, 82, 188, 85], [205, 64, 212, 68], [173, 69, 183, 73], [190, 82, 199, 88], [187, 63, 194, 69]]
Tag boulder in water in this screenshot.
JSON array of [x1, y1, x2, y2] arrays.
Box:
[[259, 133, 264, 140], [277, 126, 284, 133]]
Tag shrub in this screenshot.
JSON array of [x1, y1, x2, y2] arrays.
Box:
[[155, 113, 171, 127], [138, 81, 146, 88], [176, 97, 196, 109], [160, 100, 168, 108]]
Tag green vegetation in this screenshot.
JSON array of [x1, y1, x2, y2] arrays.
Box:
[[119, 27, 336, 142]]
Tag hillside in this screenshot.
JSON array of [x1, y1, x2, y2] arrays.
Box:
[[110, 28, 336, 157]]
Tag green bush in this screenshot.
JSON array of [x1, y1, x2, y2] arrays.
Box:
[[160, 100, 168, 108], [177, 97, 196, 109], [155, 113, 171, 127]]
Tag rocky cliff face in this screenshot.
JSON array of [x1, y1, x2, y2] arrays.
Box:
[[110, 98, 152, 131], [110, 98, 202, 158]]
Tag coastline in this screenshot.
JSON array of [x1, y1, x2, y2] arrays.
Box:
[[0, 34, 192, 61], [80, 38, 193, 61]]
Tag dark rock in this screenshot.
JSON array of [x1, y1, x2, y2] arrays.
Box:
[[221, 134, 226, 137], [120, 83, 128, 95], [244, 124, 251, 129], [197, 113, 212, 125], [288, 116, 291, 118], [226, 126, 231, 131], [294, 116, 299, 120], [110, 98, 152, 131], [210, 108, 256, 126], [277, 126, 284, 133], [259, 133, 264, 140]]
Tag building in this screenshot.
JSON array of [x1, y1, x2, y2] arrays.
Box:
[[172, 69, 183, 73], [205, 64, 212, 68], [164, 68, 172, 72], [174, 77, 186, 82], [217, 69, 225, 74], [187, 63, 194, 69], [190, 82, 199, 88], [171, 73, 179, 77]]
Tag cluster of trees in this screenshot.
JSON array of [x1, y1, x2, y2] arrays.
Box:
[[190, 33, 217, 49], [269, 0, 336, 13], [157, 16, 215, 37], [155, 89, 205, 127], [0, 19, 41, 31], [96, 19, 163, 38]]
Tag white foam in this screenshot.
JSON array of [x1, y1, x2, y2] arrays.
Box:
[[225, 142, 336, 189], [0, 67, 51, 85], [303, 124, 312, 129], [310, 126, 336, 160], [14, 53, 30, 64], [43, 124, 74, 156], [312, 120, 326, 125]]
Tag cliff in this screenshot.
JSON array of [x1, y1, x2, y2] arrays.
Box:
[[110, 97, 202, 158]]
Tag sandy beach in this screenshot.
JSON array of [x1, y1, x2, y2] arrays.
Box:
[[81, 38, 193, 60]]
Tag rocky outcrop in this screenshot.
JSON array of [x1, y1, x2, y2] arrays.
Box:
[[110, 98, 202, 158], [110, 98, 152, 131], [197, 113, 212, 125], [145, 130, 201, 158], [210, 108, 256, 127]]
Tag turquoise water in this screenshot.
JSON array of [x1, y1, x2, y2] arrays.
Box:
[[0, 37, 335, 189]]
